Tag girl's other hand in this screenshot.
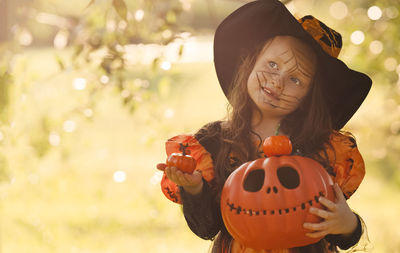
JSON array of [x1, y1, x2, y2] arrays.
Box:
[[157, 163, 203, 195], [303, 183, 358, 238]]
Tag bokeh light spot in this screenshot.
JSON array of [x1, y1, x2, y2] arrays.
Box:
[[385, 7, 399, 19], [329, 1, 348, 20], [100, 75, 109, 84], [83, 108, 93, 118], [63, 120, 77, 133], [18, 29, 33, 46], [162, 29, 172, 39], [350, 31, 365, 45], [49, 132, 61, 146], [54, 30, 69, 49], [369, 40, 383, 54], [384, 57, 397, 71], [73, 78, 87, 90], [164, 108, 175, 118], [368, 6, 382, 20], [113, 171, 126, 183], [135, 9, 145, 22], [161, 61, 171, 70], [179, 0, 192, 11]]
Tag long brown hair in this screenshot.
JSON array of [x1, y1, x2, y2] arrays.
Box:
[[212, 38, 336, 253]]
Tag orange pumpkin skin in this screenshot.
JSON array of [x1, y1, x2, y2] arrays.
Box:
[[263, 135, 293, 157], [220, 156, 334, 250], [167, 153, 197, 174]]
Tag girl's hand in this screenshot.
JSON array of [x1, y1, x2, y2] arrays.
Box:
[[303, 183, 358, 238], [157, 163, 203, 195]]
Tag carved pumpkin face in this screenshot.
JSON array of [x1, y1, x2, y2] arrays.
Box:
[[220, 155, 334, 250]]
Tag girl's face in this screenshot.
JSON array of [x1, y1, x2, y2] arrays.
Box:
[[247, 36, 317, 118]]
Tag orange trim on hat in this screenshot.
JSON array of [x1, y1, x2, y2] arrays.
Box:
[[298, 15, 342, 58]]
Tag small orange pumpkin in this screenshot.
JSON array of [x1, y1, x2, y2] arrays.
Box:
[[263, 135, 292, 157], [166, 143, 197, 174]]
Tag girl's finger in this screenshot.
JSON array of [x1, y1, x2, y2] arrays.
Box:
[[303, 221, 330, 231], [157, 163, 166, 171], [175, 170, 189, 185], [305, 230, 329, 238], [166, 167, 179, 184], [334, 183, 346, 202], [165, 166, 172, 179], [183, 171, 201, 185], [319, 197, 336, 211], [309, 207, 333, 219]]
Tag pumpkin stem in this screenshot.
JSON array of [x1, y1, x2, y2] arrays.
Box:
[[275, 123, 281, 136], [179, 143, 190, 156]]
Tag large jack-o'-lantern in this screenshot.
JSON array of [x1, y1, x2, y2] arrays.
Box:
[[220, 136, 334, 250]]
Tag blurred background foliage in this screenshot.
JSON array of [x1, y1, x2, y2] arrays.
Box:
[[0, 0, 399, 252]]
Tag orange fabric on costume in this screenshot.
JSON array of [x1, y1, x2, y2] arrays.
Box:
[[323, 132, 365, 199]]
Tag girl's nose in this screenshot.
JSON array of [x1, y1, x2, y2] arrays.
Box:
[[271, 75, 283, 90]]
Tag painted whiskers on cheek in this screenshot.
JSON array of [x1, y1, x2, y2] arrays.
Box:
[[279, 94, 302, 110]]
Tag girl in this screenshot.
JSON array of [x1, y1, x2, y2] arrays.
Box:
[[157, 0, 372, 252]]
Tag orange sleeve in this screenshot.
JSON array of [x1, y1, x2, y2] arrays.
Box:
[[325, 132, 365, 199], [160, 135, 215, 204]]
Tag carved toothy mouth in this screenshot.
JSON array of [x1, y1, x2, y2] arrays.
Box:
[[225, 191, 325, 216]]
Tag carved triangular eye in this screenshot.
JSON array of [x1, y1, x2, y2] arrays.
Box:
[[243, 169, 265, 192], [277, 166, 300, 189]]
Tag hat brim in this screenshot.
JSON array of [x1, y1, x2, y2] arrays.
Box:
[[214, 0, 372, 130]]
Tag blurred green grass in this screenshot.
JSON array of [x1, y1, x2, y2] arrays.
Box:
[[1, 48, 399, 253]]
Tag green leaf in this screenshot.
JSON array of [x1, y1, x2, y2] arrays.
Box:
[[112, 0, 128, 20], [55, 54, 65, 70], [178, 44, 184, 58]]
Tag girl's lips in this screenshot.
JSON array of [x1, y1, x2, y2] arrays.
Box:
[[261, 85, 280, 101]]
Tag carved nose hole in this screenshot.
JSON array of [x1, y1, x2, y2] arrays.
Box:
[[243, 169, 265, 192]]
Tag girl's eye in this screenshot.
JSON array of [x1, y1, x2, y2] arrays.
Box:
[[290, 77, 301, 85], [269, 61, 278, 69]]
